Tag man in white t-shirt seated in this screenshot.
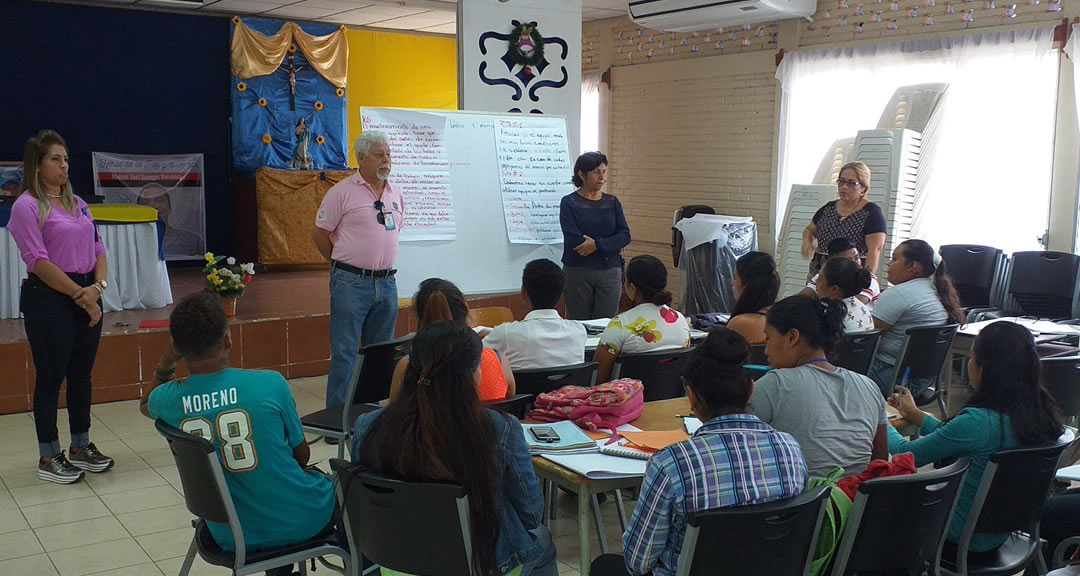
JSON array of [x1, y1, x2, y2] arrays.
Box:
[[801, 237, 880, 304], [483, 259, 587, 370]]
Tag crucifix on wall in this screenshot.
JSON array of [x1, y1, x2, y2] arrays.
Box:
[[278, 53, 305, 111]]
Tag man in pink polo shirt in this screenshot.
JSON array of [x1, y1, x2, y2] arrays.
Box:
[[312, 131, 404, 413]]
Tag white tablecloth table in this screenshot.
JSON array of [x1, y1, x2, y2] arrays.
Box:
[[0, 221, 172, 319]]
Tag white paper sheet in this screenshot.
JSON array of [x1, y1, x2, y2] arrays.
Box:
[[541, 451, 648, 479], [494, 117, 573, 245], [361, 109, 456, 241]]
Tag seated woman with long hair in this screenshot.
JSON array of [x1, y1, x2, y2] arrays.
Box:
[[590, 328, 808, 576], [870, 239, 965, 396], [389, 278, 515, 402], [725, 251, 780, 345], [750, 295, 889, 477], [889, 321, 1064, 558], [352, 322, 556, 576]]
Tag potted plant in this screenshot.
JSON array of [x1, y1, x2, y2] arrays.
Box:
[[203, 252, 255, 317]]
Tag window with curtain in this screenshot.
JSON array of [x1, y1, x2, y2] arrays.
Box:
[[776, 28, 1059, 255], [1068, 24, 1080, 254], [581, 73, 601, 154]]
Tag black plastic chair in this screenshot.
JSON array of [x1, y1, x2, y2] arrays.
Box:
[[612, 348, 694, 401], [940, 245, 1007, 316], [675, 486, 831, 576], [890, 324, 959, 416], [830, 458, 970, 576], [938, 441, 1072, 576], [485, 393, 533, 420], [1042, 356, 1080, 426], [512, 362, 598, 396], [334, 462, 473, 576], [301, 334, 413, 459], [155, 420, 350, 576], [833, 330, 882, 376], [999, 252, 1080, 320], [749, 343, 768, 365]]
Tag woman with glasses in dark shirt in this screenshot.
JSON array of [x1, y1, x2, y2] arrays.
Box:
[[800, 161, 887, 282], [559, 152, 631, 320]]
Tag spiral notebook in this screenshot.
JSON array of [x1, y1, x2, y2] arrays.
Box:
[[598, 441, 653, 461]]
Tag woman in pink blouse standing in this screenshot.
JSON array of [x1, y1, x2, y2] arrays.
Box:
[[9, 130, 114, 485]]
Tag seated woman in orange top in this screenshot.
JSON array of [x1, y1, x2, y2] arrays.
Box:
[[389, 278, 516, 402]]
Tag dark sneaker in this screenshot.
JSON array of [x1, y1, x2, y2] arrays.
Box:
[[68, 443, 115, 473], [38, 453, 86, 484]]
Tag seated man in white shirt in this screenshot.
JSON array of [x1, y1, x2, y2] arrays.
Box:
[[483, 259, 588, 370], [801, 237, 880, 305]]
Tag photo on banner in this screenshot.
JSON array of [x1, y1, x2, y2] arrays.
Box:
[[0, 163, 22, 198], [91, 152, 206, 261]]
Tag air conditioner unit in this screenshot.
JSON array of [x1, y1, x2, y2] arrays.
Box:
[[628, 0, 817, 32]]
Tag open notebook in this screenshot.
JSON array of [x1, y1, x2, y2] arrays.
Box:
[[542, 443, 648, 479]]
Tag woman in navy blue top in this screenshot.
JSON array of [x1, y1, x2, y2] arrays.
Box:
[[559, 152, 631, 320]]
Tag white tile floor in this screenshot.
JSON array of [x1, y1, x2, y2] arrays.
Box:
[[0, 376, 626, 576]]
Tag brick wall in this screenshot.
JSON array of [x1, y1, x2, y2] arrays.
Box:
[[607, 52, 779, 301]]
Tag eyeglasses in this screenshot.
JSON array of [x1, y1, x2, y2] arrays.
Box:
[[374, 200, 385, 225], [836, 178, 862, 189]]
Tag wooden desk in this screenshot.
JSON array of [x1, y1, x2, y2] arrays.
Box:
[[529, 398, 686, 575]]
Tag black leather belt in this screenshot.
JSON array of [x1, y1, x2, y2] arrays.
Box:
[[333, 261, 396, 278]]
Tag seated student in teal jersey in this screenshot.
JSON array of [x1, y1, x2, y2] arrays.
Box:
[[889, 321, 1063, 558], [140, 292, 336, 575]]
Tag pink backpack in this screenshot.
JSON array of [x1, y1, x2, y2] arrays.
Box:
[[528, 379, 644, 440]]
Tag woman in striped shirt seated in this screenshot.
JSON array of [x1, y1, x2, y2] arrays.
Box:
[[590, 328, 808, 576]]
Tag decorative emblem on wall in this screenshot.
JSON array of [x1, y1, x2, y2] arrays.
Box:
[[478, 19, 570, 112]]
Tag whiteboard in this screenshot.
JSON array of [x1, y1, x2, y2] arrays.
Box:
[[360, 107, 567, 297]]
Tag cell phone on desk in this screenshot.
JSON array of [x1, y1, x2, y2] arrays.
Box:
[[530, 426, 561, 443]]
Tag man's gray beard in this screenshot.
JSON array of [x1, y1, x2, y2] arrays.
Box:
[[376, 169, 391, 181]]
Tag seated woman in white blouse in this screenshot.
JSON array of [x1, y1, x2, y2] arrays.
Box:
[[594, 255, 691, 383], [815, 256, 875, 334]]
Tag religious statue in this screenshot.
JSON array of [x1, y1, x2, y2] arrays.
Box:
[[278, 53, 305, 111], [291, 118, 313, 170]]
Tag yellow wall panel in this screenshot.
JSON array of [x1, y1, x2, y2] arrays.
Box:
[[345, 29, 458, 166]]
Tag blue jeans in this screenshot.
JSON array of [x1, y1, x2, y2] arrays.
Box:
[[869, 358, 933, 398], [518, 526, 558, 576], [327, 267, 398, 409]]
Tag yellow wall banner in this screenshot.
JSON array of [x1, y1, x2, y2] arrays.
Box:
[[345, 29, 457, 166]]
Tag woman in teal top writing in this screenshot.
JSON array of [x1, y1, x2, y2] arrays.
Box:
[[888, 321, 1063, 557]]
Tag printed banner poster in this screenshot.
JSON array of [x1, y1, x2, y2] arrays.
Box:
[[92, 153, 206, 261]]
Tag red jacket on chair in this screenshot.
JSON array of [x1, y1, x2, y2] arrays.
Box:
[[837, 452, 917, 501]]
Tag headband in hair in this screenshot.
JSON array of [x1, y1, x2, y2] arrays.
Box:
[[932, 249, 942, 267]]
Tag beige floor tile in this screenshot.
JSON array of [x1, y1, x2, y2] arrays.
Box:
[[100, 485, 183, 516], [156, 554, 233, 576], [0, 412, 32, 429], [0, 509, 29, 534], [0, 529, 45, 561], [20, 496, 112, 529], [85, 468, 166, 496], [0, 489, 16, 510], [10, 481, 96, 508], [116, 504, 194, 537], [0, 553, 59, 576], [48, 537, 151, 576], [0, 450, 41, 474], [0, 427, 42, 455], [154, 465, 182, 486], [122, 434, 168, 455], [135, 527, 198, 561], [0, 474, 6, 491], [87, 562, 164, 576], [139, 448, 177, 468], [99, 417, 159, 443], [1, 466, 45, 489], [34, 516, 129, 552]]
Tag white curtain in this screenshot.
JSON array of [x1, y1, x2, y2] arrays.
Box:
[[581, 72, 602, 154], [776, 27, 1058, 254], [1068, 24, 1080, 253]]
